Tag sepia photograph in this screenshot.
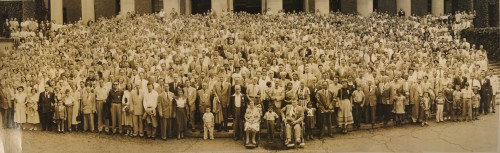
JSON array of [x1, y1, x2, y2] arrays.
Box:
[[0, 0, 499, 152]]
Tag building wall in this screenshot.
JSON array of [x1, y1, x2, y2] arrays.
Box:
[[340, 0, 356, 14], [457, 0, 473, 12], [377, 0, 396, 15], [411, 0, 428, 16], [135, 0, 153, 14], [22, 1, 37, 20], [0, 2, 24, 20], [64, 0, 82, 23], [95, 0, 117, 19]]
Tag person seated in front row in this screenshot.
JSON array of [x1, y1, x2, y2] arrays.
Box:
[[244, 100, 261, 145], [281, 100, 304, 146]]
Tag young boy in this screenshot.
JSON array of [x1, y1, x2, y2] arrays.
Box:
[[351, 86, 365, 129], [202, 108, 214, 140], [263, 106, 279, 142], [305, 102, 316, 140], [435, 91, 445, 123]]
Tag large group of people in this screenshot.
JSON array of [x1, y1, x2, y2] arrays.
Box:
[[0, 8, 495, 147]]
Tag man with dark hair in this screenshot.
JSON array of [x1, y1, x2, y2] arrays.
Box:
[[107, 81, 124, 134]]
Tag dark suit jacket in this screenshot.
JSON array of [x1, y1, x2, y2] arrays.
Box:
[[229, 94, 248, 120], [38, 91, 55, 113], [309, 85, 319, 107], [480, 79, 493, 101], [169, 82, 183, 96], [230, 85, 247, 95]]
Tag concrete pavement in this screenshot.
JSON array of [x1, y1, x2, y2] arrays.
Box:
[[1, 111, 498, 153]]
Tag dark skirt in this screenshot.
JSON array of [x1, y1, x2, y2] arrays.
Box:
[[176, 107, 187, 132]]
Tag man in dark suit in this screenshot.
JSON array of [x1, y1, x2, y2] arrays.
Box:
[[398, 8, 406, 17], [229, 85, 248, 140], [169, 73, 183, 96], [38, 86, 56, 131], [480, 73, 493, 115]]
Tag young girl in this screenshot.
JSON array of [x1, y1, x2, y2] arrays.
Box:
[[421, 92, 431, 127], [472, 87, 481, 120], [263, 107, 279, 142], [26, 88, 40, 130], [54, 94, 66, 133], [202, 107, 214, 140], [14, 86, 27, 130], [393, 91, 405, 126], [305, 102, 316, 140], [435, 91, 445, 123]]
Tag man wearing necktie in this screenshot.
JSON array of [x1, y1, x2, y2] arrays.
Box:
[[480, 72, 492, 115], [214, 75, 230, 131], [38, 86, 55, 131], [316, 81, 334, 139], [158, 83, 174, 140], [364, 80, 377, 126], [169, 74, 181, 96]]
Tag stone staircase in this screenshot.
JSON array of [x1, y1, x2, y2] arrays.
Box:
[[186, 61, 500, 138]]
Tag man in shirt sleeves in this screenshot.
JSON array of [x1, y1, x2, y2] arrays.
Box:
[[143, 83, 159, 139]]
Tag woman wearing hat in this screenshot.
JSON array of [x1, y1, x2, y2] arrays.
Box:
[[337, 79, 353, 133], [13, 86, 27, 129]]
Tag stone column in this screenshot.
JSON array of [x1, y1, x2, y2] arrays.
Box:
[[228, 0, 233, 12], [315, 0, 329, 14], [396, 0, 411, 16], [81, 0, 95, 22], [212, 0, 228, 15], [185, 0, 192, 15], [262, 0, 267, 13], [120, 0, 135, 15], [268, 0, 282, 14], [357, 0, 373, 17], [50, 0, 63, 24], [431, 0, 444, 16], [165, 0, 180, 15], [304, 0, 309, 13]]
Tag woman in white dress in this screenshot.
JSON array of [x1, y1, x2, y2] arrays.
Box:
[[26, 88, 40, 130], [121, 84, 133, 136], [14, 86, 28, 129]]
